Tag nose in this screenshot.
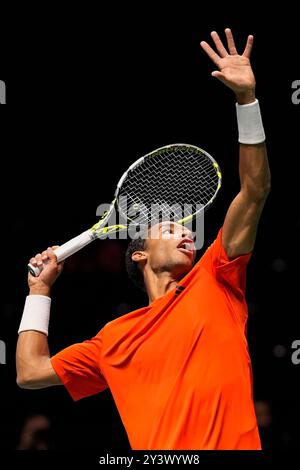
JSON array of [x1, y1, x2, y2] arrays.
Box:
[[182, 231, 194, 240]]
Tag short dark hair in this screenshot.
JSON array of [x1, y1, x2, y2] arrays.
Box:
[[125, 237, 146, 291]]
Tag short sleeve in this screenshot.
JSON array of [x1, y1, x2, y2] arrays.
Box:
[[50, 329, 108, 401], [199, 227, 252, 299]]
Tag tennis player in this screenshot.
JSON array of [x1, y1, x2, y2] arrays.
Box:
[[16, 29, 270, 450]]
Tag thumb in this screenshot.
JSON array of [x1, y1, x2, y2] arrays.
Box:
[[47, 247, 58, 262], [211, 71, 226, 81], [48, 246, 65, 270]]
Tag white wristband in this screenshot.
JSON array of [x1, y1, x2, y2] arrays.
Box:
[[18, 295, 51, 336], [236, 99, 266, 144]]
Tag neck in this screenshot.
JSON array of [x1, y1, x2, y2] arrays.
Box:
[[144, 269, 179, 305]]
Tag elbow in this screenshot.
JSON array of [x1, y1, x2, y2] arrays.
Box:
[[259, 181, 271, 200], [263, 174, 271, 195], [16, 377, 27, 389], [244, 179, 271, 203], [16, 371, 37, 389], [16, 374, 31, 389]]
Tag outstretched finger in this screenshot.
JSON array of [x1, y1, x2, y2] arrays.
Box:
[[210, 31, 228, 57], [242, 35, 254, 58], [225, 28, 237, 55], [200, 41, 221, 67]]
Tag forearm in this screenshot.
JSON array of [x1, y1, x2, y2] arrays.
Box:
[[17, 286, 52, 387], [16, 247, 64, 388], [239, 142, 271, 200], [236, 92, 271, 200], [16, 330, 51, 388], [221, 95, 271, 258], [16, 286, 59, 388]]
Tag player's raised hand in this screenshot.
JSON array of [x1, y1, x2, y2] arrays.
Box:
[[28, 246, 64, 294], [200, 28, 256, 103]]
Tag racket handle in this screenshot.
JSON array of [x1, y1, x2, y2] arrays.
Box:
[[28, 264, 43, 277], [27, 230, 95, 277]]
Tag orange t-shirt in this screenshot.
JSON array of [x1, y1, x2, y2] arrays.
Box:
[[51, 228, 261, 450]]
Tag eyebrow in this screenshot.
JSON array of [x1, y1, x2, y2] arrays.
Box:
[[159, 222, 174, 230], [158, 222, 193, 238]]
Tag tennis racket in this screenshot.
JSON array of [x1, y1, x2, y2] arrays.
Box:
[[28, 143, 222, 276]]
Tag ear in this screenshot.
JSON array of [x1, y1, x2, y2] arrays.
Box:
[[131, 251, 147, 263]]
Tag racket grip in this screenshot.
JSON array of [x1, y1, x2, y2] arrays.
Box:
[[28, 263, 43, 277], [27, 230, 95, 277]]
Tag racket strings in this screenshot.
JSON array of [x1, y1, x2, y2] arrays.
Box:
[[118, 145, 220, 225]]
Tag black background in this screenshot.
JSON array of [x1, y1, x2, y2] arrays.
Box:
[[0, 4, 299, 453]]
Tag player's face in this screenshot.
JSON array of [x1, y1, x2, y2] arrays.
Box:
[[145, 222, 196, 277]]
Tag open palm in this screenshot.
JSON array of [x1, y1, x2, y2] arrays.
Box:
[[200, 29, 256, 97]]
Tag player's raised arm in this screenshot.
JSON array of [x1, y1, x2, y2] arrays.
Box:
[[16, 248, 63, 388], [200, 29, 271, 259]]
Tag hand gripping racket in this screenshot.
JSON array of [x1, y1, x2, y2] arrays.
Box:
[[28, 143, 222, 276]]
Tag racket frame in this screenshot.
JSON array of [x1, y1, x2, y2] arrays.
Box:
[[28, 143, 221, 276]]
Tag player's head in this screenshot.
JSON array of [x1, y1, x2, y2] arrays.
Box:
[[125, 221, 196, 292]]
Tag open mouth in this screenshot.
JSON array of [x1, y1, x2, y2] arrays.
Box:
[[177, 238, 195, 255]]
